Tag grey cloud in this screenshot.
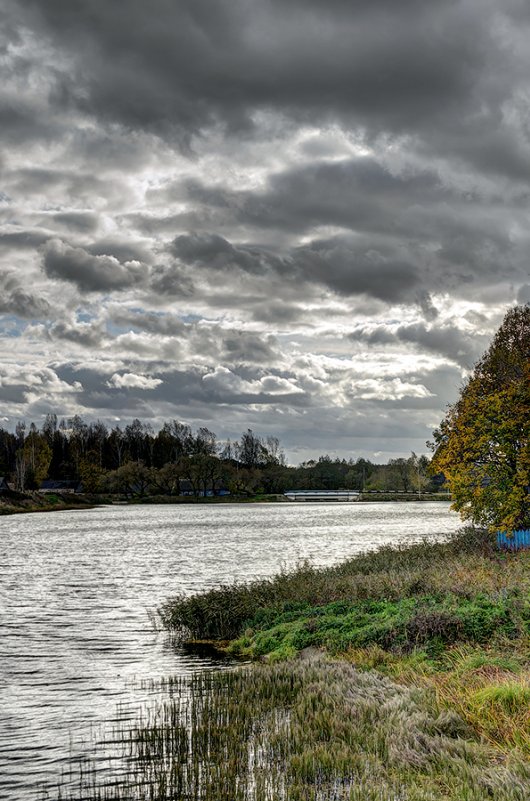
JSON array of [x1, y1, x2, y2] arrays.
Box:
[[293, 238, 421, 303], [7, 167, 69, 195], [171, 233, 290, 276], [396, 323, 488, 368], [50, 319, 106, 348], [42, 238, 148, 293], [250, 301, 304, 324], [350, 321, 490, 367], [517, 285, 530, 304], [3, 288, 50, 319], [172, 231, 423, 305], [0, 96, 60, 146], [52, 212, 99, 233], [7, 166, 128, 208], [175, 151, 528, 301], [0, 273, 51, 318], [102, 307, 282, 367], [108, 308, 186, 338], [184, 159, 447, 236], [54, 362, 306, 415], [220, 332, 279, 364], [0, 228, 50, 250], [149, 263, 196, 297], [0, 364, 82, 406], [66, 127, 157, 172], [87, 239, 153, 265]]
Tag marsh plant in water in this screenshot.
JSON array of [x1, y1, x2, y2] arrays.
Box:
[[54, 654, 530, 801]]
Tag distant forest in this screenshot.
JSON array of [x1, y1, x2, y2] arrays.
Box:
[[0, 414, 444, 496]]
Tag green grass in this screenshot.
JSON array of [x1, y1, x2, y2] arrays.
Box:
[[229, 592, 523, 660]]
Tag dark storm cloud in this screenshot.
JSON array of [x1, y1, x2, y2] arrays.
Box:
[[42, 239, 148, 293], [172, 232, 422, 305], [174, 156, 528, 304], [183, 158, 447, 236], [10, 0, 498, 148]]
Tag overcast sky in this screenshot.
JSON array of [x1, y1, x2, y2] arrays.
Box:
[[1, 1, 529, 462]]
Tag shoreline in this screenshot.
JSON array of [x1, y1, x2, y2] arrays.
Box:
[[0, 491, 452, 516], [0, 491, 99, 516], [63, 528, 529, 799]]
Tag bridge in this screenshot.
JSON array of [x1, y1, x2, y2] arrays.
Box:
[[284, 490, 360, 502]]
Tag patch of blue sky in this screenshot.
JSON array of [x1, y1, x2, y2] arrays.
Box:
[[0, 316, 28, 337], [106, 321, 130, 336], [179, 313, 203, 323], [75, 310, 96, 323], [127, 307, 205, 324]]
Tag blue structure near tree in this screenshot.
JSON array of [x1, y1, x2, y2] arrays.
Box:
[[497, 529, 530, 551]]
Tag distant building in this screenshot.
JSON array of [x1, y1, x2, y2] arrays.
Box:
[[284, 489, 360, 502], [179, 479, 230, 497], [40, 479, 81, 494]]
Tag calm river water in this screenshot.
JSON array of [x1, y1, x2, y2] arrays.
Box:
[[0, 501, 461, 800]]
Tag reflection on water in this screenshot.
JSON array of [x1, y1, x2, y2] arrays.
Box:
[[0, 501, 460, 800]]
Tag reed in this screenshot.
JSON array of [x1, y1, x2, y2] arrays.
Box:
[[53, 654, 530, 801]]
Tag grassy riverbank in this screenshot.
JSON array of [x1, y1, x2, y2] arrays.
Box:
[[54, 529, 529, 800], [0, 490, 98, 515], [159, 529, 530, 769]]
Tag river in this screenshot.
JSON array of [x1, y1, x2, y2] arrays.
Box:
[[0, 501, 461, 800]]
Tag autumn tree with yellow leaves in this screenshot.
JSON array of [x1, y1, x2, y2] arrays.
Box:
[[431, 305, 529, 532]]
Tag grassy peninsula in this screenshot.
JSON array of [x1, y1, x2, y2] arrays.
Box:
[[146, 529, 530, 800]]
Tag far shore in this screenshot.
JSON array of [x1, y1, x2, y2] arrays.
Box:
[[0, 490, 452, 517]]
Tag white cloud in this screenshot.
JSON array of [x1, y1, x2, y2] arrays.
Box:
[[107, 372, 163, 390]]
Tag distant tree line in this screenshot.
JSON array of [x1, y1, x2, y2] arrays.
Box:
[[0, 414, 444, 497]]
